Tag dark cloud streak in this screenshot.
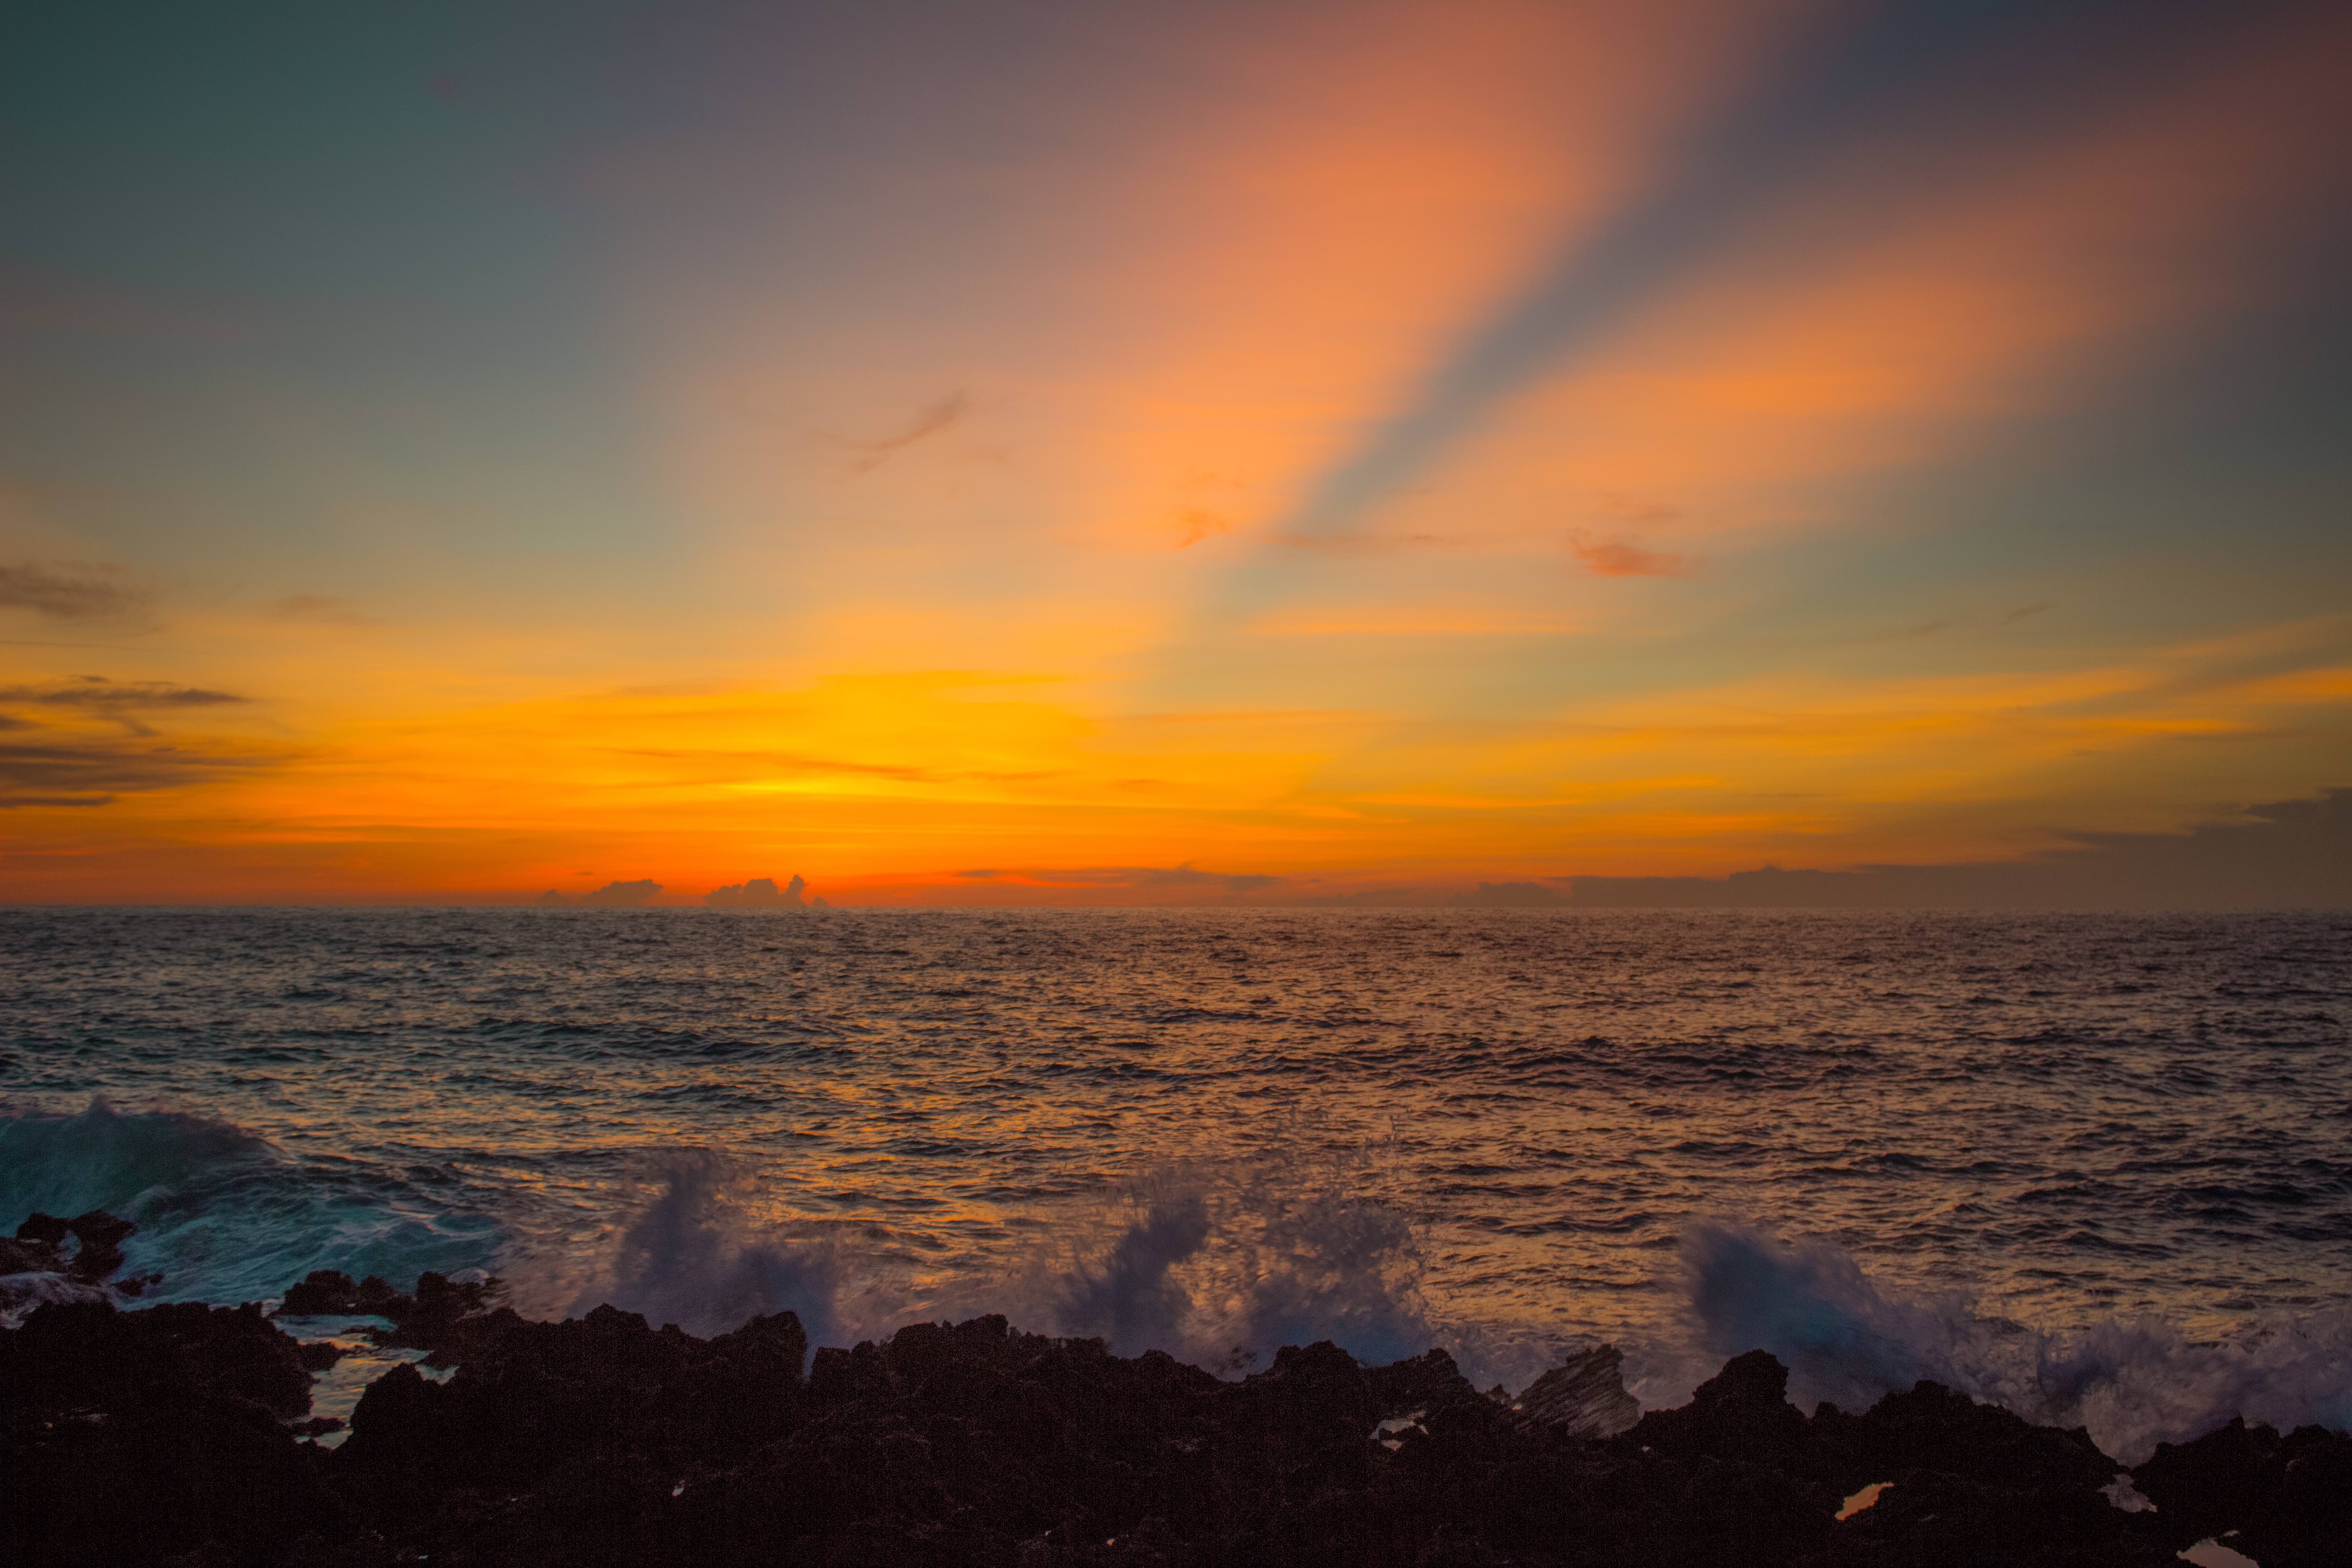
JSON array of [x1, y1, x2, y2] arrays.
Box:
[[0, 562, 149, 621], [0, 740, 262, 808], [838, 392, 968, 474], [0, 677, 267, 804], [0, 678, 246, 710]]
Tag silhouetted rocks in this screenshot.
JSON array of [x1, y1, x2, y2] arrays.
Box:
[[3, 1207, 138, 1283], [2134, 1417, 2352, 1568], [1, 1298, 328, 1566], [6, 1266, 2347, 1566], [275, 1268, 403, 1317], [272, 1266, 505, 1359]]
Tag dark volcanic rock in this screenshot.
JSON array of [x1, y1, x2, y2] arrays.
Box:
[[277, 1268, 365, 1316], [66, 1209, 136, 1279], [3, 1208, 138, 1283], [276, 1265, 511, 1372], [1, 1299, 327, 1567], [1630, 1348, 1813, 1467], [2134, 1417, 2352, 1568], [5, 1277, 2335, 1568]]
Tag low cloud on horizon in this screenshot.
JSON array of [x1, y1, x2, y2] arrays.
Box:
[[1283, 791, 2351, 911], [536, 878, 664, 907], [954, 864, 1282, 895], [1555, 790, 2352, 910]]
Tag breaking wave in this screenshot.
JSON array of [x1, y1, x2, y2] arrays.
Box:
[[0, 1099, 501, 1310], [547, 1148, 844, 1344], [1674, 1220, 2352, 1463], [533, 1147, 1440, 1379], [7, 1099, 2348, 1462]]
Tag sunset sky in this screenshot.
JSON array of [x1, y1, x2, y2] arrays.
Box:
[[5, 0, 2349, 904]]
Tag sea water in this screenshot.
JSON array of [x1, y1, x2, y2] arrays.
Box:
[[2, 906, 2346, 1461]]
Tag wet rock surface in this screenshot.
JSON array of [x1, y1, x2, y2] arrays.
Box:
[[5, 1267, 2347, 1567]]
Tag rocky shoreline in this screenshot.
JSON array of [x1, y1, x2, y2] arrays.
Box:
[[4, 1217, 2345, 1566]]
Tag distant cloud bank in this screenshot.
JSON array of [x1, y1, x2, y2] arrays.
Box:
[[526, 875, 833, 908], [512, 794, 2345, 911], [1561, 791, 2351, 910], [707, 874, 826, 908], [1282, 792, 2350, 911]]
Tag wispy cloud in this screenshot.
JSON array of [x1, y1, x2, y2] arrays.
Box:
[[0, 677, 248, 736], [0, 739, 264, 808], [0, 561, 149, 621], [1570, 535, 1692, 578], [0, 676, 266, 805], [1175, 509, 1230, 549], [831, 391, 969, 474], [0, 677, 246, 710]]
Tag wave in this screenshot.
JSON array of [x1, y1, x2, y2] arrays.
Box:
[[1674, 1220, 2352, 1463], [549, 1171, 2352, 1459], [0, 1099, 502, 1310], [8, 1099, 2346, 1463], [529, 1147, 1447, 1380], [545, 1148, 844, 1344]]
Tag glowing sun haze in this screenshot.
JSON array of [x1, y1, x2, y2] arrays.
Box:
[[3, 0, 2348, 904]]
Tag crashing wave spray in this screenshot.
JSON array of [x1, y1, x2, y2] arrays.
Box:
[[552, 1149, 841, 1346], [1045, 1157, 1437, 1373], [552, 1144, 1443, 1380], [1675, 1220, 2352, 1462]]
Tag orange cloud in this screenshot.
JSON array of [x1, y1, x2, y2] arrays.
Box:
[[1571, 537, 1693, 578]]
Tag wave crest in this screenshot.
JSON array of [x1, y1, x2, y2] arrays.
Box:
[[0, 1098, 500, 1308]]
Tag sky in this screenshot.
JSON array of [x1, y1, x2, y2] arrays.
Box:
[[3, 0, 2349, 906]]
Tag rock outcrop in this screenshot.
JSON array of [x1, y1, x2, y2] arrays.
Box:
[[5, 1259, 2346, 1567]]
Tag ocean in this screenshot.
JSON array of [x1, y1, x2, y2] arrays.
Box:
[[4, 906, 2347, 1462]]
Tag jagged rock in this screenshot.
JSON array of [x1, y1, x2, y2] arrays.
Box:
[[4, 1210, 135, 1283], [1812, 1378, 2119, 1496], [276, 1266, 507, 1365], [64, 1211, 133, 1281], [296, 1339, 346, 1371], [277, 1268, 364, 1315], [1628, 1347, 1813, 1464], [1518, 1344, 1641, 1439], [7, 1287, 2339, 1568], [2134, 1417, 2352, 1568], [16, 1212, 71, 1245], [1, 1299, 327, 1567]]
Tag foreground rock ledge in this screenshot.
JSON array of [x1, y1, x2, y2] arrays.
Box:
[[4, 1290, 2345, 1567]]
